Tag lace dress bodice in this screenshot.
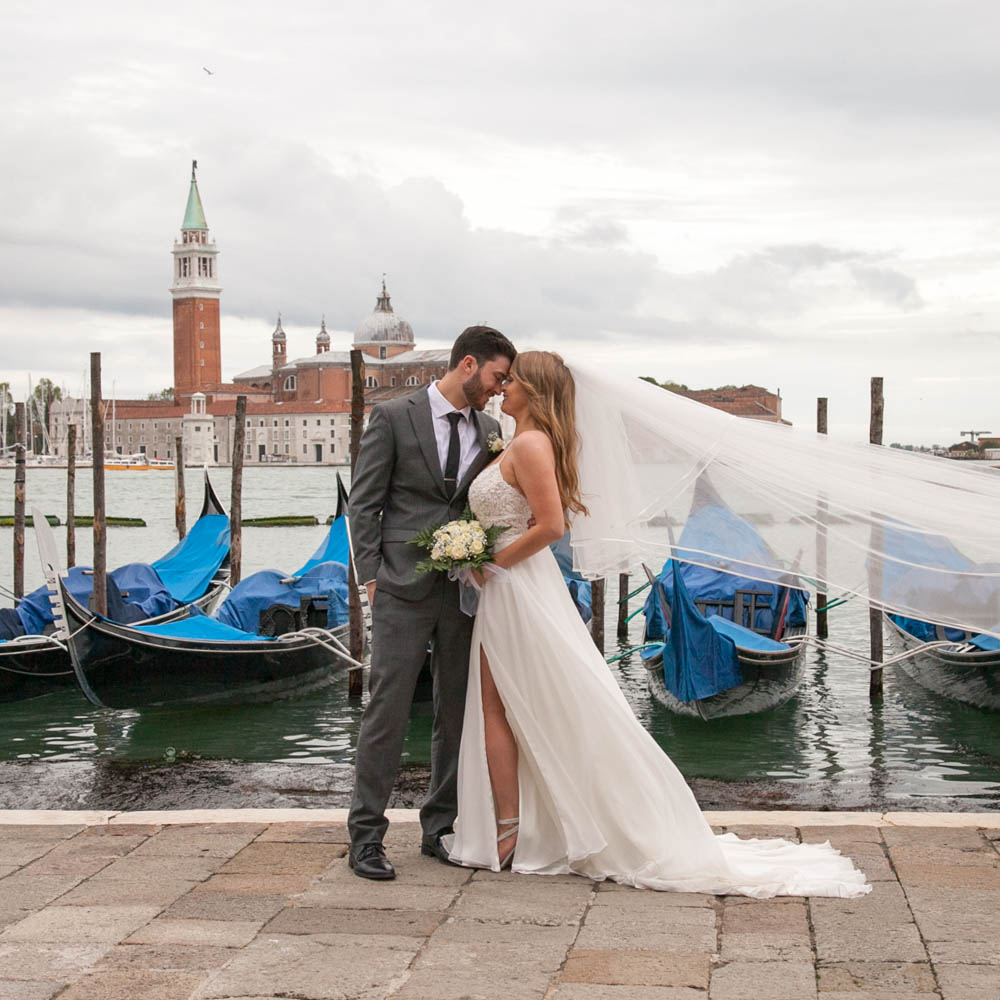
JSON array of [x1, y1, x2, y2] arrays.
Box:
[[468, 459, 533, 551]]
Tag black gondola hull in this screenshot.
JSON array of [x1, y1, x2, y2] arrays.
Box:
[[0, 641, 76, 702], [885, 615, 1000, 711], [644, 626, 807, 720], [61, 580, 348, 709]]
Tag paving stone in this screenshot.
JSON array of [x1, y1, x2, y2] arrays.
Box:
[[811, 882, 913, 923], [0, 941, 110, 981], [595, 883, 717, 906], [453, 878, 592, 925], [936, 964, 1000, 999], [905, 888, 1000, 944], [816, 961, 937, 993], [552, 988, 707, 999], [723, 900, 808, 934], [21, 852, 117, 879], [562, 949, 710, 988], [57, 878, 199, 908], [190, 872, 314, 895], [33, 833, 150, 862], [0, 825, 86, 840], [720, 933, 814, 962], [888, 846, 999, 868], [190, 932, 417, 999], [927, 940, 1000, 966], [576, 905, 717, 953], [91, 855, 224, 882], [255, 822, 351, 844], [96, 942, 243, 972], [0, 907, 31, 931], [0, 871, 87, 909], [79, 824, 161, 839], [0, 982, 65, 1000], [591, 891, 718, 923], [799, 826, 885, 844], [880, 827, 986, 850], [393, 969, 553, 1000], [812, 918, 927, 964], [816, 994, 939, 999], [709, 960, 817, 999], [0, 865, 19, 878], [0, 840, 60, 866], [472, 869, 592, 885], [0, 904, 160, 944], [723, 825, 801, 842], [317, 844, 473, 887], [55, 969, 207, 1000], [893, 862, 1000, 890], [125, 916, 264, 948], [433, 918, 577, 948], [296, 878, 460, 910], [126, 828, 258, 859], [162, 889, 288, 923], [217, 840, 345, 876], [265, 904, 445, 937]]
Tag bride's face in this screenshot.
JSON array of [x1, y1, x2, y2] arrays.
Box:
[[500, 376, 528, 419]]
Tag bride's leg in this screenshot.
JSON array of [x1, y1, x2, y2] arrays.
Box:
[[480, 646, 518, 857]]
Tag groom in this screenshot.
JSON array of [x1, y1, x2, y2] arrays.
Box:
[[347, 325, 517, 879]]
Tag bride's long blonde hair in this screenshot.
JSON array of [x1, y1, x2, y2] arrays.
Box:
[[510, 351, 588, 522]]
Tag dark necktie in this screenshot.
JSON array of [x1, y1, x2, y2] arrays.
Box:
[[444, 411, 463, 498]]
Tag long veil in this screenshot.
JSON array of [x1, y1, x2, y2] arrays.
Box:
[[567, 360, 1000, 639]]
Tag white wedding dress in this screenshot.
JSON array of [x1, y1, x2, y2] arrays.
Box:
[[444, 458, 870, 898]]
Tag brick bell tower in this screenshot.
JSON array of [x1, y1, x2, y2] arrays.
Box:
[[171, 161, 222, 399]]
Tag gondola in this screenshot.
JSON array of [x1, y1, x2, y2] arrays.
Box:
[[30, 477, 360, 709], [880, 523, 1000, 710], [640, 477, 809, 720], [0, 472, 230, 702]]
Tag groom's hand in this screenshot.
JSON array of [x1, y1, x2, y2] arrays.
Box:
[[366, 581, 376, 607]]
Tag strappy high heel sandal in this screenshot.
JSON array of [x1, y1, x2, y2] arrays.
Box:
[[497, 816, 519, 870]]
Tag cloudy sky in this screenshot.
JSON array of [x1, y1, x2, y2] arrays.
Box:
[[1, 0, 998, 444]]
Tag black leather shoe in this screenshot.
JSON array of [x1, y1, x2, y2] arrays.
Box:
[[349, 842, 396, 880], [420, 830, 459, 866]]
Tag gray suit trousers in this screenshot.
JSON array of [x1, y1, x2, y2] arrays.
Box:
[[348, 573, 474, 846]]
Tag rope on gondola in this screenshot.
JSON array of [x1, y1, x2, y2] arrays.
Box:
[[276, 626, 364, 670], [781, 635, 959, 672]]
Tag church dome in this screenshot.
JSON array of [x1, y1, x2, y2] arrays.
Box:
[[354, 280, 414, 346]]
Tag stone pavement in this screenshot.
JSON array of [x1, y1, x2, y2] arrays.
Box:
[[0, 809, 998, 1000]]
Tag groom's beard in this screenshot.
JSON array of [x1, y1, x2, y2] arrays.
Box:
[[461, 371, 490, 411]]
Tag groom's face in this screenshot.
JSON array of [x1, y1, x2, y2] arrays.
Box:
[[461, 355, 512, 410]]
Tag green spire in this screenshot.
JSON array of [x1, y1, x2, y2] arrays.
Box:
[[181, 159, 208, 231]]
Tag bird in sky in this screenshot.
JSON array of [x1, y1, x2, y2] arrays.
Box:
[[203, 67, 214, 75]]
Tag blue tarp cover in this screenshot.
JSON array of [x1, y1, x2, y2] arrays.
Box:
[[971, 633, 1000, 651], [706, 614, 792, 652], [216, 562, 350, 634], [135, 615, 273, 642], [644, 501, 808, 640], [660, 559, 742, 703], [152, 513, 230, 604], [295, 517, 350, 577], [551, 532, 593, 623]]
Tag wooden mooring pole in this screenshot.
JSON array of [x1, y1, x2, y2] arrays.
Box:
[[591, 577, 606, 652], [66, 425, 77, 567], [816, 398, 829, 640], [174, 435, 186, 540], [348, 349, 365, 698], [13, 402, 25, 599], [617, 573, 630, 640], [230, 397, 247, 587], [869, 377, 884, 698], [90, 353, 107, 616]]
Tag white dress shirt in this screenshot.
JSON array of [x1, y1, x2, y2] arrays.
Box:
[[427, 381, 479, 485]]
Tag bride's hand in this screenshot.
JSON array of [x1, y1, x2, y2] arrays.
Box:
[[470, 568, 486, 588]]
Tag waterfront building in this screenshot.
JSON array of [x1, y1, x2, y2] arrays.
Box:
[[676, 385, 788, 424], [49, 164, 458, 466]]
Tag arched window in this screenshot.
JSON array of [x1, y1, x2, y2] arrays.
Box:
[[365, 375, 378, 389], [283, 375, 297, 392], [405, 375, 420, 387]]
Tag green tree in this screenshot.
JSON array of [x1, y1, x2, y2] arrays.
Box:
[[640, 376, 689, 393], [30, 378, 62, 454], [147, 387, 174, 400]]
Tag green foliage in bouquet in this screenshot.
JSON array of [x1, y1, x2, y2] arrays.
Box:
[[411, 506, 508, 575]]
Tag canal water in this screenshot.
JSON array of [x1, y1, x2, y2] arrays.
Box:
[[1, 467, 998, 810]]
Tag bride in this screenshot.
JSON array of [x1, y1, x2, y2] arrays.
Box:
[[444, 350, 870, 898]]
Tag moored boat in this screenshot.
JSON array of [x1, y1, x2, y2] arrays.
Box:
[[30, 476, 360, 709], [0, 472, 230, 703], [640, 477, 809, 720]]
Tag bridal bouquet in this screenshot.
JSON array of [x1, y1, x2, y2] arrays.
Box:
[[411, 508, 508, 613], [411, 507, 506, 575]]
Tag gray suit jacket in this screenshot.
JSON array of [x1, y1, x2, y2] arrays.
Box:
[[349, 388, 501, 602]]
